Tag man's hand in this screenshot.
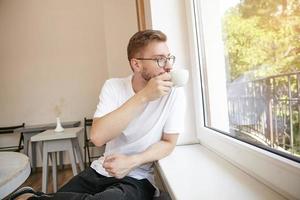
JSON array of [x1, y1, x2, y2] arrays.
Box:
[[102, 154, 139, 179], [138, 73, 173, 102], [101, 134, 178, 179]]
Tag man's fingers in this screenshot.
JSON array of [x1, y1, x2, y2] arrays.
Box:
[[162, 80, 173, 87], [108, 171, 115, 177], [103, 156, 114, 168], [164, 87, 172, 92], [104, 155, 116, 163], [105, 155, 115, 160], [157, 72, 171, 81], [156, 80, 173, 89], [102, 162, 112, 169], [105, 167, 113, 173]]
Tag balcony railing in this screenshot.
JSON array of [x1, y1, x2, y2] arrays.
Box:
[[227, 71, 300, 157]]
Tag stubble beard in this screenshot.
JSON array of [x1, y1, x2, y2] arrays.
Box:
[[141, 69, 153, 81], [141, 67, 165, 82]]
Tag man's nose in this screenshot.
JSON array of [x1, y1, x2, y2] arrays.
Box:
[[163, 62, 173, 72]]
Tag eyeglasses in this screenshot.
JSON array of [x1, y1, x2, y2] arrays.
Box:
[[135, 55, 176, 68]]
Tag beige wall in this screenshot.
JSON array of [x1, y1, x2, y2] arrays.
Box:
[[0, 0, 137, 156], [0, 0, 137, 127], [102, 1, 137, 78]]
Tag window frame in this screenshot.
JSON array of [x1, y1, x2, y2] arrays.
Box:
[[185, 0, 300, 199]]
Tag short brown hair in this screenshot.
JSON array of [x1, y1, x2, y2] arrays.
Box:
[[127, 30, 167, 61]]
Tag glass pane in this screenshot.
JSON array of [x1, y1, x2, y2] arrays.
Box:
[[196, 0, 300, 161]]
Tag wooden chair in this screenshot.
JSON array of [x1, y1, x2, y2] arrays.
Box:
[[83, 118, 104, 167], [0, 123, 25, 152]]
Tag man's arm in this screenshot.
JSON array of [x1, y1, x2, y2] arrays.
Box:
[[90, 73, 173, 147], [133, 133, 178, 164], [90, 94, 147, 147], [102, 133, 178, 179]]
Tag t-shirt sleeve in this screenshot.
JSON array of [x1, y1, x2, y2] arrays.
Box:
[[163, 88, 186, 134], [94, 80, 118, 118]]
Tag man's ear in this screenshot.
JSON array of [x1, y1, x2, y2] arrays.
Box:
[[130, 58, 142, 73]]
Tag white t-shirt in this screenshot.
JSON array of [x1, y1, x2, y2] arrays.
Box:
[[91, 75, 186, 191]]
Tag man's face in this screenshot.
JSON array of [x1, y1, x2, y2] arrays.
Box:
[[138, 41, 172, 81]]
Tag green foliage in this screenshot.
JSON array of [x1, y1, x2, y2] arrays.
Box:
[[223, 0, 300, 156], [222, 0, 300, 81]]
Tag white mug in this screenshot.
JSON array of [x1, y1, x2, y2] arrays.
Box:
[[170, 69, 189, 87]]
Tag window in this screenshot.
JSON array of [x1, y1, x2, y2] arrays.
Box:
[[194, 0, 300, 162]]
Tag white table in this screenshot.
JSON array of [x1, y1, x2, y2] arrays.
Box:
[[31, 127, 84, 193], [0, 152, 31, 199], [14, 121, 81, 171]]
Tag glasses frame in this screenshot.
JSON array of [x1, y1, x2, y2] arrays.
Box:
[[135, 55, 176, 68]]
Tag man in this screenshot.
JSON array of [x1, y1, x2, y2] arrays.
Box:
[[10, 29, 185, 200]]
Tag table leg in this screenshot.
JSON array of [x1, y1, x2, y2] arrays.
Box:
[[42, 142, 49, 193], [23, 134, 29, 156], [59, 151, 64, 170], [31, 141, 37, 172], [72, 138, 84, 171], [51, 152, 57, 192], [38, 141, 43, 159], [25, 132, 41, 172], [67, 140, 78, 175], [23, 134, 32, 170]]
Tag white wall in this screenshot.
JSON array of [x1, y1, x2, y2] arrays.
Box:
[[148, 0, 199, 145], [199, 0, 229, 132]]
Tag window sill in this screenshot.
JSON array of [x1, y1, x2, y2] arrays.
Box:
[[155, 144, 287, 200], [198, 127, 300, 199]]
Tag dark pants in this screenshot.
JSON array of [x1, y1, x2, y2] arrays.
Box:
[[29, 167, 155, 200]]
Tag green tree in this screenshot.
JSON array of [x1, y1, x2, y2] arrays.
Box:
[[223, 0, 300, 81], [223, 0, 300, 156]]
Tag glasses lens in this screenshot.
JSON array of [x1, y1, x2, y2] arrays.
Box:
[[156, 56, 176, 68], [168, 56, 175, 66], [157, 57, 167, 67]]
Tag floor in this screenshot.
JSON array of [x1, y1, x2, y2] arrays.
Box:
[[20, 166, 74, 194]]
